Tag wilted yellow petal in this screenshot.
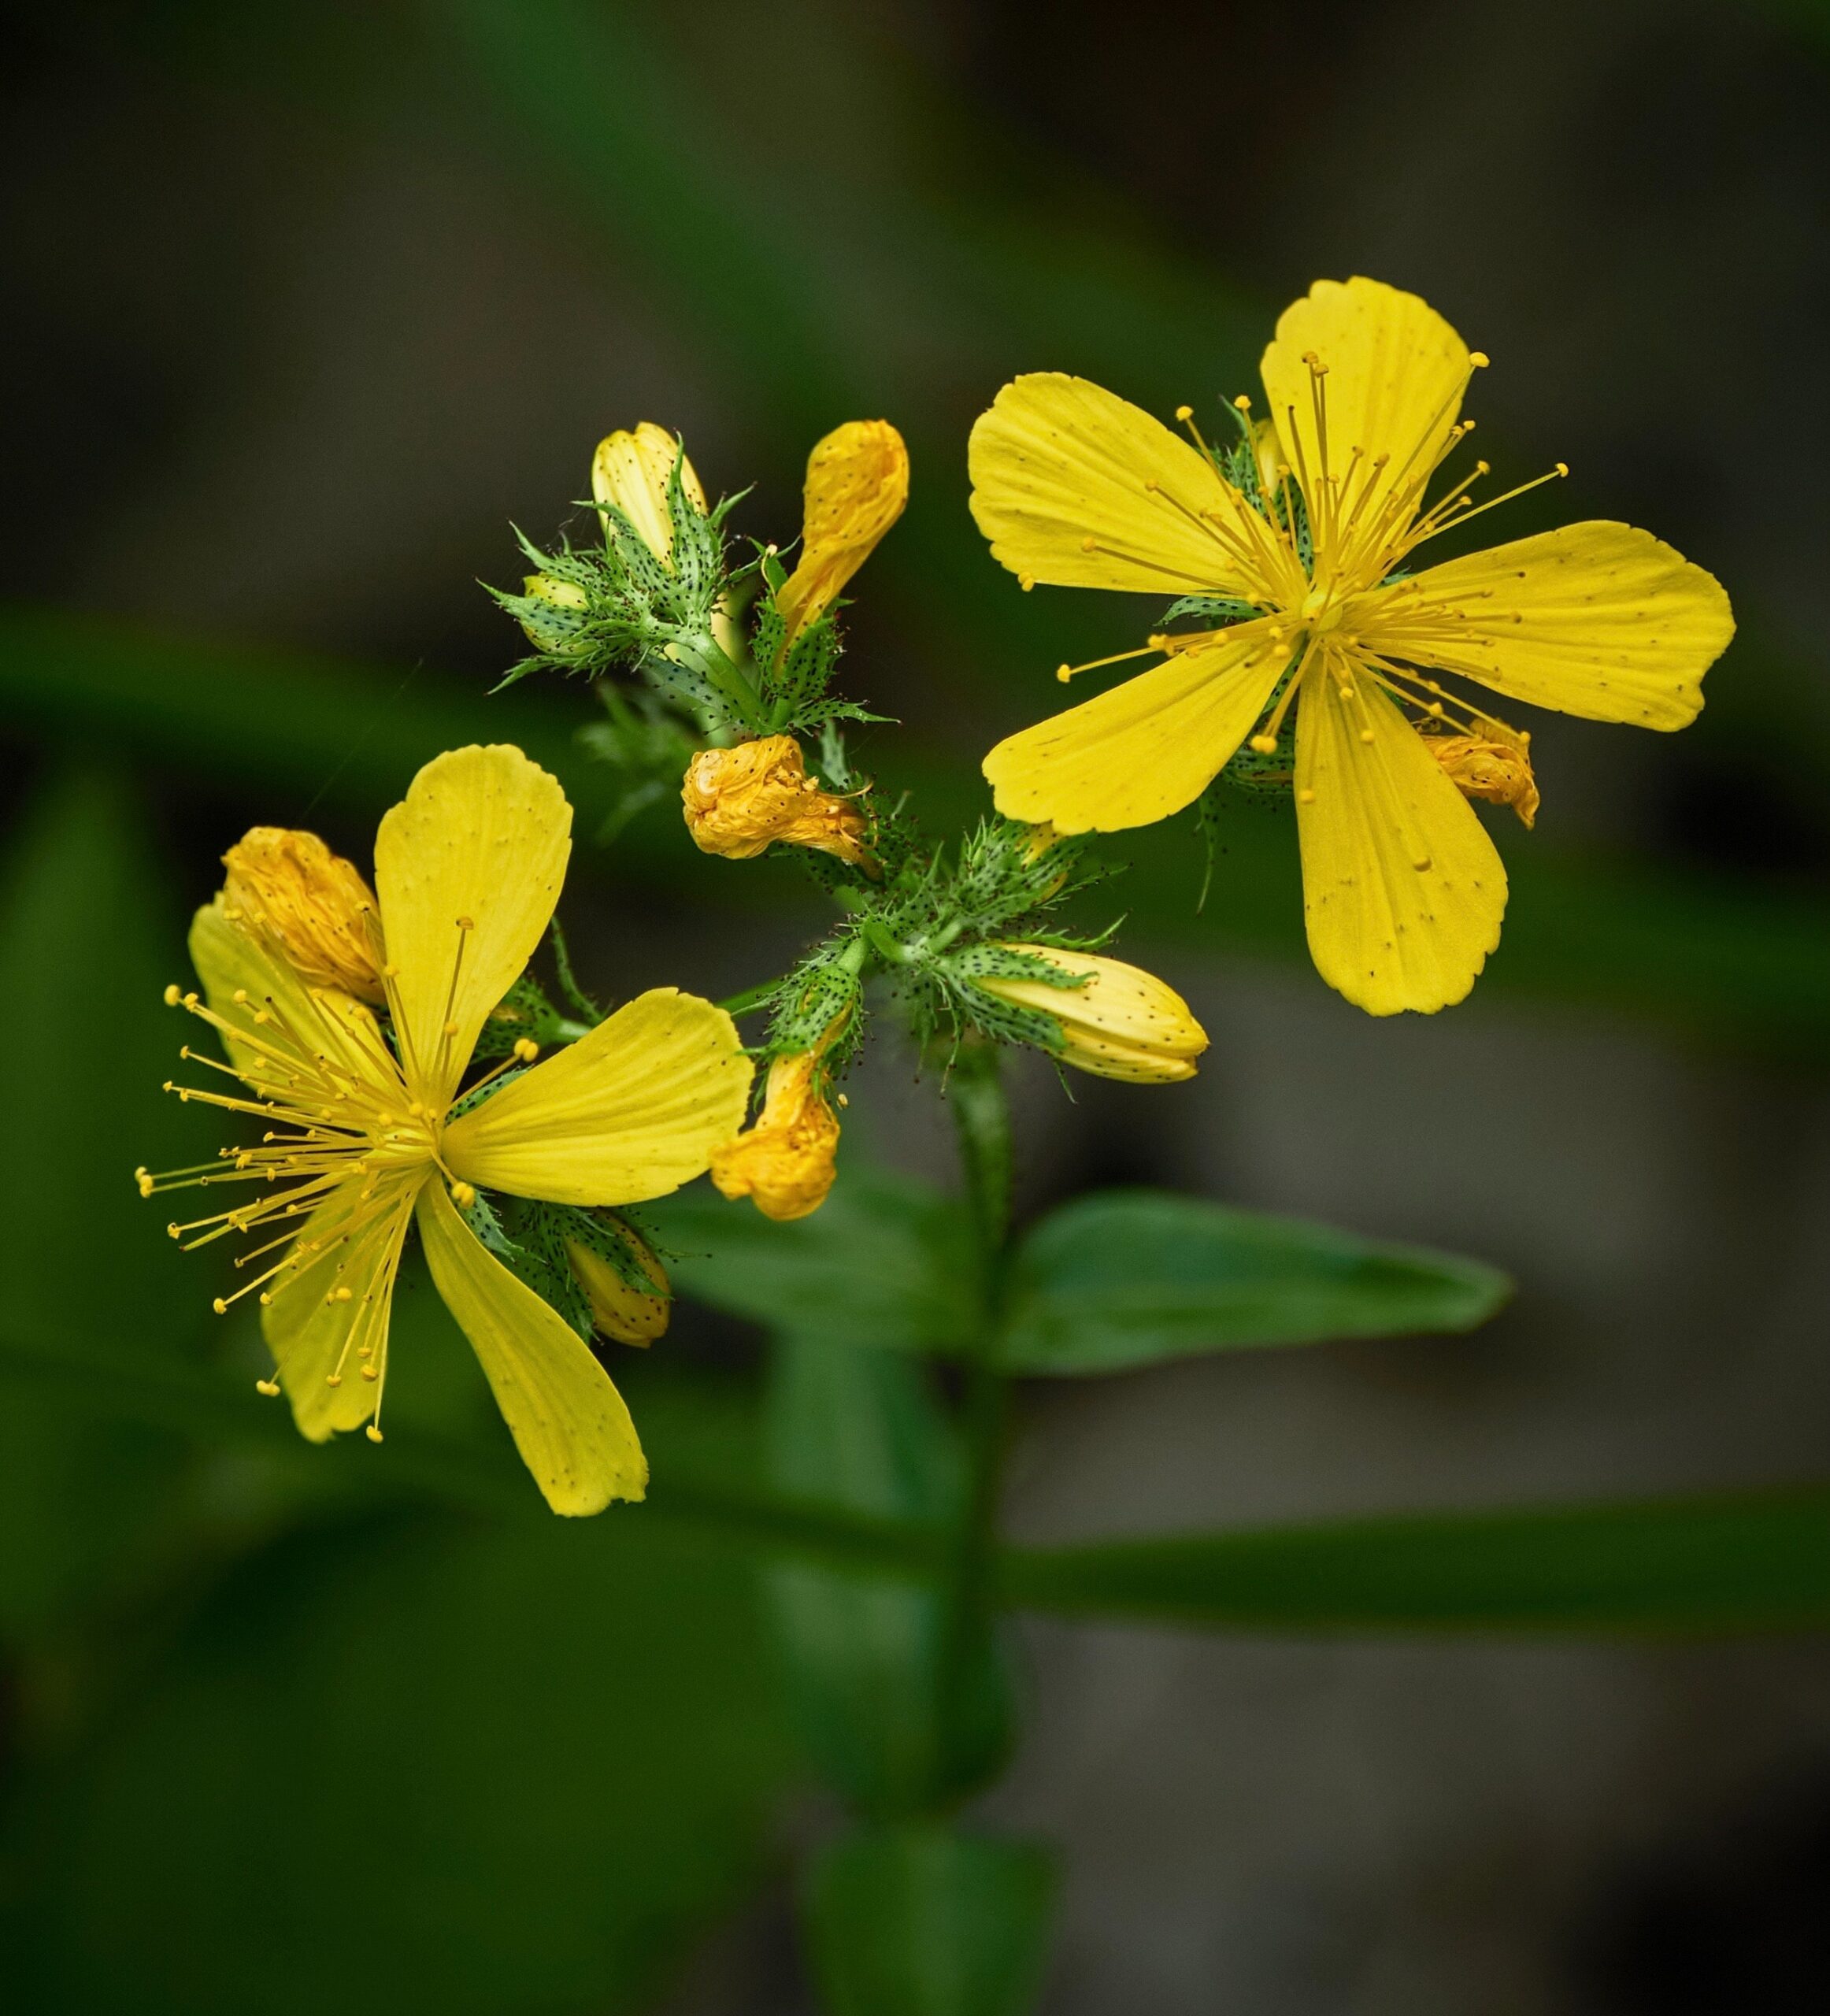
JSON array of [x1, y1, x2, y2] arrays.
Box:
[[417, 1180, 646, 1514], [1364, 522, 1733, 729], [221, 827, 384, 1002], [977, 947, 1208, 1083], [373, 746, 571, 1110], [260, 1178, 419, 1442], [443, 988, 752, 1205], [983, 629, 1287, 833], [681, 736, 873, 869], [709, 1049, 840, 1221], [591, 422, 706, 564], [776, 420, 909, 642], [969, 373, 1267, 597], [1261, 278, 1471, 543], [1295, 666, 1506, 1015]]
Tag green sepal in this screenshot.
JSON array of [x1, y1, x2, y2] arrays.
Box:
[[1158, 593, 1256, 628]]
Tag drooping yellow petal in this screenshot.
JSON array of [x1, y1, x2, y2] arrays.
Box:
[[969, 373, 1269, 597], [443, 989, 752, 1206], [417, 1180, 645, 1514], [1361, 521, 1733, 728], [188, 896, 394, 1094], [1261, 278, 1471, 548], [1295, 662, 1507, 1016], [776, 419, 909, 643], [983, 628, 1287, 833], [373, 746, 571, 1110], [261, 1177, 420, 1441], [591, 422, 706, 564]]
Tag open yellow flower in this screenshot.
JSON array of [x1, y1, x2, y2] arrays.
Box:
[[969, 276, 1735, 1014], [143, 744, 752, 1514], [775, 419, 909, 647]]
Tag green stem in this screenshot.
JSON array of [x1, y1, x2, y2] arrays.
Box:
[[938, 1040, 1014, 1784], [715, 980, 778, 1018]]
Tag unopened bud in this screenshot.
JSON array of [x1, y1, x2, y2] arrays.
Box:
[[1427, 725, 1539, 828], [710, 1049, 841, 1221], [978, 945, 1209, 1084], [591, 421, 706, 566], [517, 571, 591, 653], [682, 736, 872, 870], [566, 1222, 671, 1346], [775, 419, 909, 644], [221, 828, 384, 1002]]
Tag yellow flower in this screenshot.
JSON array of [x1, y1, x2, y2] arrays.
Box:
[[775, 420, 909, 645], [681, 735, 873, 870], [969, 276, 1736, 1014], [565, 1220, 671, 1347], [220, 827, 385, 1003], [976, 946, 1208, 1083], [710, 1047, 842, 1221], [592, 421, 707, 565], [143, 744, 752, 1515]]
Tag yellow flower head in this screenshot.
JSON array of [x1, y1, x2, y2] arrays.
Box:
[[681, 735, 873, 871], [565, 1219, 671, 1347], [592, 421, 708, 566], [709, 1043, 843, 1222], [1426, 722, 1539, 829], [221, 827, 385, 1004], [143, 745, 752, 1514], [976, 946, 1209, 1084], [775, 420, 909, 645], [969, 276, 1735, 1014]]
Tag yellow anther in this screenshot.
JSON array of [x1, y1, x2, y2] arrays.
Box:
[[361, 1365, 379, 1382], [1019, 573, 1035, 591], [1080, 535, 1096, 552], [162, 984, 181, 1006], [1298, 788, 1317, 805], [1056, 665, 1073, 684], [232, 988, 249, 1004], [450, 1180, 476, 1209], [1232, 394, 1252, 411], [330, 1285, 354, 1303], [1359, 729, 1376, 745], [1249, 735, 1279, 755], [325, 1373, 343, 1387], [212, 1297, 228, 1315], [1555, 461, 1569, 477], [1469, 350, 1490, 368], [365, 1425, 383, 1443], [1175, 404, 1194, 421], [455, 914, 475, 931], [255, 1377, 280, 1396], [512, 1037, 539, 1063], [443, 1019, 460, 1037]]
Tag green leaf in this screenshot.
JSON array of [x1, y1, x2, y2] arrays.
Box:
[[1000, 1487, 1830, 1633], [650, 1167, 978, 1355], [998, 1189, 1510, 1375], [803, 1825, 1056, 2016], [3, 1503, 795, 2014], [765, 1338, 1013, 1818]]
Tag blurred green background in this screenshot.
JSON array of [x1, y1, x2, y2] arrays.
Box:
[[3, 2, 1829, 2009]]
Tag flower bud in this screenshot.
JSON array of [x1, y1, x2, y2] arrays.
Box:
[[517, 571, 590, 654], [682, 736, 872, 870], [220, 828, 384, 1002], [710, 1049, 840, 1221], [976, 945, 1208, 1084], [775, 419, 909, 644], [591, 422, 707, 567], [565, 1221, 670, 1346], [1427, 725, 1539, 828]]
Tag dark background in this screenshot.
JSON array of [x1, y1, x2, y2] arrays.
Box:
[[2, 2, 1828, 2010]]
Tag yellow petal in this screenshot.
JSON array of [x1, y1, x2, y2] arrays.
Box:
[[1363, 521, 1733, 729], [1295, 662, 1506, 1016], [373, 746, 572, 1110], [443, 988, 753, 1205], [969, 373, 1267, 597], [260, 1177, 419, 1442], [1261, 277, 1471, 543], [776, 419, 909, 643], [983, 628, 1287, 833], [976, 947, 1208, 1084], [591, 422, 706, 563], [188, 896, 393, 1093], [417, 1180, 645, 1514]]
